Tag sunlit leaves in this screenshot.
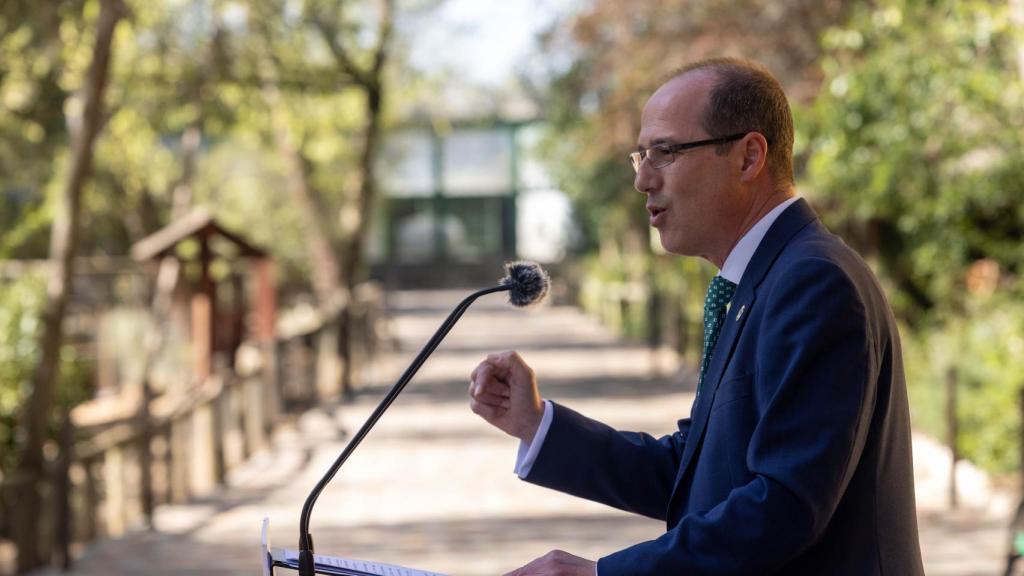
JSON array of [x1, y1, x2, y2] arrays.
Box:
[[803, 0, 1024, 473], [805, 0, 1024, 320], [0, 276, 45, 473]]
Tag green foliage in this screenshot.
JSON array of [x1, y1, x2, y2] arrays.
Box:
[[0, 278, 43, 474], [804, 0, 1024, 321], [804, 0, 1024, 474], [0, 0, 405, 478], [0, 0, 83, 258], [0, 276, 92, 476], [904, 296, 1024, 474], [548, 0, 1024, 476], [194, 140, 313, 283], [578, 243, 715, 362], [3, 0, 402, 280]]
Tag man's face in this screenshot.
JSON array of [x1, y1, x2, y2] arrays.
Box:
[[634, 73, 744, 262]]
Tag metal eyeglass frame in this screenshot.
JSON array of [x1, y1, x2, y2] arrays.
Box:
[[630, 132, 748, 173]]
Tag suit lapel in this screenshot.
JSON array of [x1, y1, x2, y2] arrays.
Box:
[[667, 289, 754, 510], [666, 199, 820, 516]]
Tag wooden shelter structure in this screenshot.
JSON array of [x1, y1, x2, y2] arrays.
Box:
[[131, 207, 276, 384]]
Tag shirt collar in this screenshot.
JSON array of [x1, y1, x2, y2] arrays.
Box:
[[719, 197, 800, 285]]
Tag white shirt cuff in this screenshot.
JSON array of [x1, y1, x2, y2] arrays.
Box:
[[513, 400, 554, 478]]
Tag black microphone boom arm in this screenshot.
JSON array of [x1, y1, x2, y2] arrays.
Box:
[[296, 284, 510, 575]]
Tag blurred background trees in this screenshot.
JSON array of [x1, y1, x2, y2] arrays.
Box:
[[804, 0, 1024, 472], [806, 0, 1024, 322], [1, 0, 399, 570], [536, 0, 1024, 473], [2, 0, 1024, 569]]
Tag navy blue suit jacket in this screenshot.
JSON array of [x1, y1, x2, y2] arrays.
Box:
[[525, 200, 924, 575]]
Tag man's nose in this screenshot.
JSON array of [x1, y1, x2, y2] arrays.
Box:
[[634, 161, 658, 194]]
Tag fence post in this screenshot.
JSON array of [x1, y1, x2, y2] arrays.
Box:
[[189, 399, 218, 497], [217, 377, 242, 473], [646, 281, 662, 375], [104, 445, 125, 536], [244, 372, 266, 456], [317, 319, 342, 400], [169, 417, 190, 504], [946, 366, 959, 509], [138, 382, 154, 529], [268, 338, 283, 431], [82, 457, 99, 540], [159, 423, 172, 507], [647, 283, 662, 350], [1019, 386, 1024, 496], [54, 410, 73, 570]]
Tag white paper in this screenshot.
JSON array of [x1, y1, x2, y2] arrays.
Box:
[[281, 548, 447, 576], [261, 518, 272, 576]]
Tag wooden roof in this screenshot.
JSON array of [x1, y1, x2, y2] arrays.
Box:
[[131, 207, 267, 262]]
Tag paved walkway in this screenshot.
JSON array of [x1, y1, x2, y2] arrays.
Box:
[[36, 290, 1016, 575]]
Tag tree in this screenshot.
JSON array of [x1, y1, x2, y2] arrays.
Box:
[[247, 0, 348, 310], [12, 0, 127, 570], [0, 0, 83, 258], [803, 0, 1024, 321], [310, 0, 394, 395], [243, 0, 395, 396], [800, 0, 1024, 473]]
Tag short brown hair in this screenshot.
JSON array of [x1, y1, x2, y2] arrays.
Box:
[[673, 57, 794, 186]]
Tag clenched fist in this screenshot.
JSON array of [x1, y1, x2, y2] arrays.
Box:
[[468, 350, 544, 443]]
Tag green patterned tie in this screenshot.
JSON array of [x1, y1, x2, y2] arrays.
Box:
[[698, 275, 737, 397]]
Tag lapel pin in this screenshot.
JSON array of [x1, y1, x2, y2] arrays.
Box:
[[736, 304, 746, 321]]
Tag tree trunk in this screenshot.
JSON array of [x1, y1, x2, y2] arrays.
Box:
[[336, 0, 393, 397], [171, 125, 202, 220], [261, 80, 345, 311], [13, 0, 125, 571], [338, 84, 383, 396]]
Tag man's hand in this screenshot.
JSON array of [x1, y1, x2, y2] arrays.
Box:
[[468, 350, 543, 443], [504, 550, 596, 576]]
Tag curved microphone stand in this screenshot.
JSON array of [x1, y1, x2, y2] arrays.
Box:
[[296, 284, 510, 575]]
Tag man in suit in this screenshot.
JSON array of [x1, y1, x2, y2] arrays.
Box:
[[469, 57, 924, 575]]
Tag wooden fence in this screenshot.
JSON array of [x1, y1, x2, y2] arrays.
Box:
[[0, 286, 386, 574], [578, 274, 705, 368]]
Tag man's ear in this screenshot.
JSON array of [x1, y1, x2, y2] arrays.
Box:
[[738, 132, 769, 183]]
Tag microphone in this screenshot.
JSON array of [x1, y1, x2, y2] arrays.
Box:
[[296, 261, 550, 575], [500, 260, 550, 307]]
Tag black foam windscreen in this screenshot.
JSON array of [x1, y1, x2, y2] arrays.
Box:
[[500, 261, 550, 307]]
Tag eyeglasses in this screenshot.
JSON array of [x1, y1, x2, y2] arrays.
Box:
[[630, 133, 748, 173]]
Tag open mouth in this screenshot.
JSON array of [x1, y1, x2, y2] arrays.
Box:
[[648, 206, 666, 224]]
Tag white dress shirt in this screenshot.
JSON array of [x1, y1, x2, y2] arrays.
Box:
[[514, 197, 800, 478]]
